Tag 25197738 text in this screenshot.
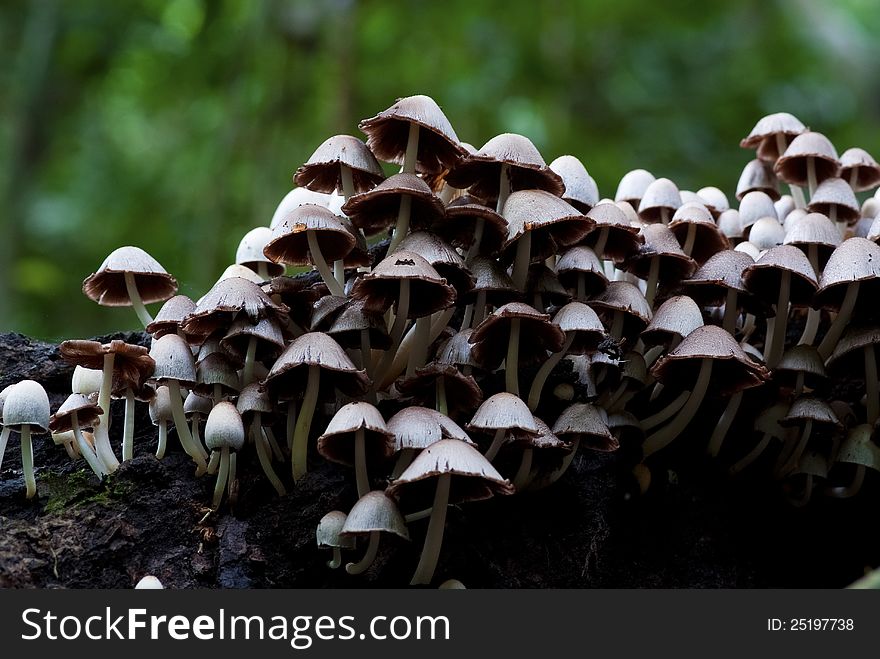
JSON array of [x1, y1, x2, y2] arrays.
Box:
[[767, 618, 854, 631]]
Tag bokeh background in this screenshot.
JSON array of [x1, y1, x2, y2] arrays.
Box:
[[2, 0, 880, 340]]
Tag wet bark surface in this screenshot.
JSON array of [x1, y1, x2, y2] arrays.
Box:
[[1, 331, 877, 589]]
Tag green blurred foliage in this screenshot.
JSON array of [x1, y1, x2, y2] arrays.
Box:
[[2, 0, 879, 340]]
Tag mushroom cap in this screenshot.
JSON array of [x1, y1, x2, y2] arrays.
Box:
[[396, 364, 484, 416], [235, 227, 286, 276], [588, 281, 653, 337], [734, 241, 762, 260], [82, 246, 178, 306], [739, 191, 777, 230], [340, 491, 410, 540], [182, 276, 288, 338], [773, 345, 827, 391], [668, 203, 730, 264], [637, 177, 682, 222], [840, 147, 880, 192], [615, 169, 656, 206], [813, 238, 880, 312], [517, 416, 572, 451], [446, 133, 564, 198], [551, 403, 617, 451], [807, 177, 860, 224], [792, 449, 829, 478], [203, 401, 246, 451], [145, 295, 197, 337], [326, 299, 393, 351], [184, 390, 213, 418], [650, 325, 769, 395], [341, 173, 445, 236], [269, 187, 332, 229], [386, 439, 514, 510], [624, 223, 698, 282], [754, 401, 790, 438], [835, 424, 880, 470], [310, 295, 349, 332], [436, 329, 480, 370], [134, 576, 165, 590], [387, 406, 474, 451], [149, 334, 197, 385], [774, 131, 841, 186], [775, 195, 796, 222], [2, 380, 51, 432], [742, 245, 818, 308], [397, 231, 475, 296], [48, 393, 103, 433], [194, 352, 241, 397], [317, 511, 356, 549], [641, 295, 704, 347], [59, 339, 156, 394], [550, 154, 599, 211], [783, 212, 841, 268], [263, 203, 356, 265], [556, 246, 608, 296], [317, 401, 395, 467], [525, 263, 570, 307], [358, 94, 466, 174], [214, 264, 267, 287], [736, 159, 780, 201], [696, 186, 730, 217], [747, 217, 785, 251], [463, 256, 519, 306], [235, 382, 274, 421], [469, 302, 565, 369], [682, 249, 754, 306], [350, 250, 456, 318], [825, 325, 880, 373], [467, 391, 538, 438], [220, 316, 286, 362], [437, 195, 509, 255], [294, 134, 385, 194], [262, 332, 369, 399], [740, 112, 807, 160], [584, 201, 644, 261], [552, 301, 607, 354], [149, 385, 174, 424], [780, 396, 840, 428], [71, 365, 103, 396], [501, 189, 594, 263], [717, 209, 743, 241]]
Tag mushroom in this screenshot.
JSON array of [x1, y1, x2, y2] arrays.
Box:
[[194, 351, 240, 403], [0, 380, 51, 498], [839, 147, 880, 192], [511, 416, 572, 491], [145, 295, 196, 340], [668, 202, 729, 264], [826, 325, 880, 426], [775, 396, 841, 478], [387, 439, 513, 585], [326, 299, 391, 378], [294, 134, 385, 202], [740, 111, 807, 162], [623, 223, 697, 306], [533, 403, 615, 489], [735, 159, 780, 201], [739, 191, 777, 237], [775, 131, 841, 198], [236, 383, 286, 497], [807, 177, 860, 236], [149, 385, 173, 459], [387, 406, 474, 478], [556, 245, 608, 302], [48, 393, 106, 478], [317, 401, 394, 498], [825, 424, 880, 498], [220, 316, 286, 387], [588, 281, 653, 345], [615, 169, 656, 209], [181, 276, 288, 339], [317, 511, 355, 569], [459, 256, 519, 330], [203, 402, 246, 509], [773, 345, 827, 396], [583, 201, 644, 264], [134, 576, 165, 589], [638, 177, 682, 224], [729, 401, 789, 476], [235, 227, 286, 281], [467, 392, 539, 461], [435, 195, 509, 258], [340, 491, 410, 576], [682, 249, 755, 335], [184, 390, 212, 454], [396, 362, 483, 421], [783, 449, 828, 507], [550, 154, 599, 213], [717, 209, 743, 245]]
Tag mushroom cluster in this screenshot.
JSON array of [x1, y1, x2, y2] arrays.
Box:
[[3, 99, 880, 585]]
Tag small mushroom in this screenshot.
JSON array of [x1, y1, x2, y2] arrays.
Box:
[[317, 511, 355, 569], [48, 393, 106, 478], [550, 154, 599, 213], [736, 159, 780, 201], [134, 575, 164, 589], [638, 177, 682, 224], [467, 392, 539, 461], [204, 402, 246, 509], [237, 383, 286, 496], [615, 169, 656, 209], [839, 147, 880, 193], [340, 491, 409, 576], [826, 424, 880, 498], [0, 380, 51, 498], [775, 131, 841, 197], [235, 227, 286, 280]]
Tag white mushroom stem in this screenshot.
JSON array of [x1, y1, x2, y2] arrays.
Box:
[[380, 305, 454, 389], [774, 134, 806, 209], [264, 427, 285, 461], [21, 424, 37, 499], [682, 224, 697, 257], [227, 452, 238, 505], [95, 352, 120, 473], [799, 245, 822, 345], [538, 436, 581, 489], [865, 344, 879, 425], [610, 310, 625, 340], [513, 448, 533, 491], [292, 365, 320, 482], [436, 377, 448, 416], [257, 262, 270, 280], [466, 219, 485, 262], [741, 313, 757, 342], [777, 420, 813, 477], [806, 156, 818, 198], [644, 257, 661, 307], [484, 428, 507, 462], [593, 228, 609, 259], [253, 415, 286, 497], [511, 232, 532, 292], [374, 280, 411, 388], [388, 194, 413, 255], [817, 281, 860, 360], [722, 288, 738, 335], [71, 411, 107, 477], [124, 271, 153, 327], [826, 464, 865, 498], [354, 428, 370, 498], [505, 318, 521, 396], [327, 547, 344, 569], [642, 357, 713, 458], [849, 168, 859, 189], [155, 419, 167, 459], [766, 270, 790, 368], [411, 473, 452, 585], [242, 336, 258, 387], [286, 400, 297, 453], [166, 380, 208, 474], [392, 448, 415, 479], [706, 391, 743, 458], [122, 388, 135, 461], [402, 122, 420, 173], [729, 432, 773, 476], [407, 316, 432, 377], [212, 446, 230, 509], [307, 230, 344, 297], [190, 416, 201, 449], [360, 329, 375, 380], [528, 333, 576, 412], [334, 165, 356, 289], [576, 273, 587, 302], [641, 390, 690, 431], [0, 427, 9, 472], [206, 449, 219, 475], [346, 530, 381, 575], [473, 290, 487, 327]]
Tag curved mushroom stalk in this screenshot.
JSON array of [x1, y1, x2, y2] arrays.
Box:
[[505, 318, 522, 396], [765, 271, 791, 368], [798, 245, 822, 345], [70, 411, 107, 478], [729, 432, 772, 476], [484, 428, 508, 462], [513, 448, 534, 491], [20, 424, 37, 499], [706, 391, 744, 458], [387, 124, 421, 254], [775, 421, 813, 478], [328, 547, 344, 570], [644, 257, 661, 307], [346, 530, 381, 575], [124, 271, 154, 328], [775, 134, 807, 209], [374, 279, 411, 387], [95, 352, 120, 473], [206, 449, 220, 475], [252, 414, 286, 497], [817, 281, 859, 360], [292, 365, 321, 483], [166, 380, 208, 476], [155, 419, 168, 460], [641, 390, 689, 431], [825, 465, 865, 499], [392, 448, 416, 479], [511, 232, 532, 292], [212, 446, 230, 510], [0, 426, 9, 473], [528, 334, 575, 412], [306, 230, 344, 297], [242, 336, 258, 387], [122, 387, 136, 462], [411, 473, 451, 586], [354, 428, 370, 498]]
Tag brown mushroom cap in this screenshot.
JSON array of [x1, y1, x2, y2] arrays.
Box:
[[551, 402, 617, 452], [650, 325, 769, 395], [682, 249, 755, 307], [145, 295, 197, 337], [641, 295, 704, 347], [340, 173, 445, 237], [149, 333, 197, 386], [59, 339, 155, 394], [668, 202, 730, 264], [742, 245, 818, 308], [358, 94, 466, 174], [552, 301, 607, 354], [779, 396, 841, 429], [261, 331, 369, 399], [462, 256, 520, 307], [386, 439, 514, 511], [387, 406, 474, 452], [469, 302, 565, 369], [583, 201, 644, 261], [49, 393, 103, 433], [350, 250, 456, 317], [467, 391, 538, 439], [436, 329, 480, 370], [194, 352, 240, 397], [82, 246, 178, 306], [501, 189, 594, 264], [326, 299, 392, 351], [436, 195, 509, 255], [740, 112, 807, 161], [445, 133, 564, 199], [310, 295, 349, 332], [637, 177, 682, 223], [806, 177, 860, 224], [550, 154, 599, 212], [220, 316, 286, 363], [317, 401, 395, 468], [773, 344, 827, 391], [615, 169, 656, 207], [340, 491, 410, 540], [525, 263, 571, 307], [588, 281, 653, 337], [294, 135, 385, 194], [235, 382, 274, 422], [774, 131, 841, 186], [263, 203, 356, 265], [398, 231, 475, 296], [783, 212, 841, 268], [813, 238, 880, 312], [825, 325, 880, 374], [396, 364, 483, 416], [736, 159, 780, 201], [624, 223, 698, 282], [182, 277, 288, 338], [556, 246, 609, 296], [840, 147, 880, 192]]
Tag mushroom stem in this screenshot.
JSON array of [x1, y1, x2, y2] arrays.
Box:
[[360, 329, 375, 380], [346, 530, 381, 575], [505, 318, 521, 396], [790, 185, 807, 210], [473, 290, 487, 328], [206, 449, 219, 475], [484, 428, 507, 462], [741, 313, 756, 342], [806, 156, 818, 198], [513, 447, 533, 491], [817, 281, 859, 360], [292, 364, 320, 482], [191, 415, 202, 448], [286, 400, 297, 453], [436, 377, 448, 416], [642, 357, 713, 458], [333, 260, 345, 291], [511, 232, 532, 292], [496, 162, 511, 213], [124, 271, 153, 327], [354, 427, 370, 498], [786, 474, 814, 507], [212, 446, 229, 510], [537, 437, 580, 489], [865, 344, 879, 425], [682, 224, 697, 257], [380, 305, 454, 389], [374, 280, 411, 387], [410, 473, 451, 585], [156, 419, 167, 459], [641, 389, 690, 431], [94, 352, 120, 473], [407, 316, 431, 377], [528, 333, 575, 412], [777, 420, 813, 477], [402, 122, 420, 174], [826, 464, 865, 498], [122, 387, 135, 461], [610, 310, 625, 340], [593, 228, 609, 259], [849, 168, 859, 190], [466, 219, 485, 262], [722, 288, 739, 335], [576, 273, 587, 302], [328, 547, 343, 570], [706, 391, 743, 457], [71, 411, 106, 477], [460, 304, 474, 332], [256, 262, 270, 280], [644, 257, 661, 307], [798, 250, 822, 345], [253, 416, 286, 496], [166, 380, 208, 474], [392, 448, 414, 479], [388, 195, 413, 255], [228, 452, 238, 505], [60, 436, 78, 460], [265, 427, 284, 461], [307, 230, 344, 297], [729, 432, 773, 476], [242, 336, 258, 387], [21, 424, 36, 499], [0, 427, 9, 472], [766, 270, 790, 368]]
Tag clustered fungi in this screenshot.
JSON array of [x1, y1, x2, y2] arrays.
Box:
[[3, 98, 880, 587]]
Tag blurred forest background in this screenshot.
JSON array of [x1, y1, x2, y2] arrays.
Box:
[[2, 0, 880, 340]]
